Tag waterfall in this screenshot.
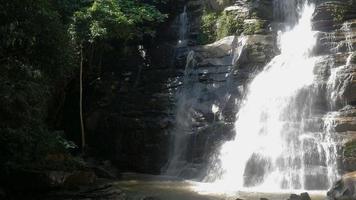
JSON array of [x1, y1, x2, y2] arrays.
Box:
[[166, 12, 249, 177], [177, 6, 188, 47], [208, 2, 339, 191], [165, 51, 197, 177]]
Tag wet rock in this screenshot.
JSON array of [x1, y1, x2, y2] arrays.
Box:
[[92, 166, 117, 179], [194, 36, 238, 59], [194, 34, 276, 68], [300, 192, 311, 200], [63, 171, 96, 188], [312, 1, 348, 31], [239, 34, 277, 66], [327, 171, 356, 200], [343, 157, 356, 172], [288, 194, 301, 200], [287, 193, 311, 200]]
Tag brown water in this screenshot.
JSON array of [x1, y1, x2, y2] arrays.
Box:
[[115, 173, 326, 200]]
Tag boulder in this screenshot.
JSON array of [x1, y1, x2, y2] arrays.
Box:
[[287, 193, 311, 200], [63, 171, 97, 188], [195, 36, 238, 58], [288, 194, 301, 200], [300, 192, 311, 200], [327, 171, 356, 200]]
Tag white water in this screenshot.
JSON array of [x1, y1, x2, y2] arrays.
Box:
[[327, 21, 354, 109], [208, 3, 339, 191]]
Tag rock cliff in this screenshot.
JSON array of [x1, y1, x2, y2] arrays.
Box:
[[69, 0, 356, 179]]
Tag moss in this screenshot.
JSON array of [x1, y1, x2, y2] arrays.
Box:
[[329, 6, 346, 22], [344, 140, 356, 158], [243, 20, 263, 35], [216, 11, 243, 39]]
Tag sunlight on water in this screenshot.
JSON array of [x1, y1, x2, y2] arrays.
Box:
[[216, 2, 316, 190], [191, 181, 327, 196], [200, 2, 338, 193]]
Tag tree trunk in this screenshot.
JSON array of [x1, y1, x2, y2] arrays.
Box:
[[79, 45, 86, 154]]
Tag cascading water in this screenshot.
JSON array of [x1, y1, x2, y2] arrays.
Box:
[[208, 2, 339, 191], [165, 51, 197, 176], [165, 4, 249, 176]]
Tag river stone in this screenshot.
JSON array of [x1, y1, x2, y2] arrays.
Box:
[[327, 171, 356, 200], [287, 193, 311, 200], [300, 192, 311, 200], [288, 194, 301, 200], [63, 170, 97, 188]]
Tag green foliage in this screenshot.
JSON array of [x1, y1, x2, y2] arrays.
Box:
[[0, 0, 79, 173], [70, 0, 168, 44], [217, 11, 242, 39], [198, 10, 243, 45], [344, 140, 356, 158], [198, 10, 218, 45], [0, 0, 77, 80], [0, 0, 168, 174]]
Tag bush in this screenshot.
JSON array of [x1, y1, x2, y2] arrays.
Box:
[[216, 11, 243, 39], [243, 20, 263, 35], [198, 10, 243, 45], [198, 10, 218, 44], [0, 0, 79, 174]]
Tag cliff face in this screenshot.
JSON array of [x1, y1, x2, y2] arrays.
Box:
[[167, 0, 356, 178], [165, 0, 279, 178], [72, 0, 356, 177], [312, 0, 356, 172]]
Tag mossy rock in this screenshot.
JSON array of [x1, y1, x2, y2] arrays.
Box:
[[198, 9, 244, 45], [344, 140, 356, 158], [243, 19, 268, 35]]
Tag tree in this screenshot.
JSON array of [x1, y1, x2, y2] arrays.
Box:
[[0, 0, 79, 171], [69, 0, 167, 154]]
